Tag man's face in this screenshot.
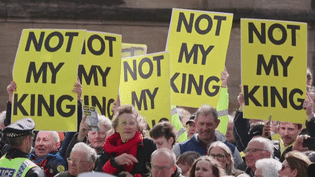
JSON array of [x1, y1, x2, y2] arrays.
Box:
[[279, 122, 300, 146], [88, 125, 108, 149], [195, 114, 219, 142], [244, 141, 270, 171], [151, 153, 175, 177], [187, 122, 197, 139], [153, 136, 173, 150], [35, 132, 59, 157], [68, 150, 94, 176], [225, 122, 234, 143]]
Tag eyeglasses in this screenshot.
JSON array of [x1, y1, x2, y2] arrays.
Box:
[[151, 164, 172, 171], [210, 153, 227, 159], [67, 158, 89, 164], [244, 148, 266, 154]]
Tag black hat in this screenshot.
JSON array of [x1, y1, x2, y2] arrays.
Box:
[[3, 118, 35, 138], [249, 124, 264, 137], [186, 113, 197, 125]]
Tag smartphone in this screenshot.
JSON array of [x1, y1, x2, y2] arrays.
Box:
[[303, 137, 315, 150]]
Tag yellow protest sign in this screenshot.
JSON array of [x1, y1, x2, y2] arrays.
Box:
[[12, 29, 86, 131], [79, 31, 122, 120], [241, 19, 307, 123], [122, 43, 147, 58], [166, 8, 233, 108], [120, 52, 171, 128]]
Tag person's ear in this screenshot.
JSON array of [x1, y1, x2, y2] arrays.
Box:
[[292, 169, 298, 177], [168, 137, 174, 145]]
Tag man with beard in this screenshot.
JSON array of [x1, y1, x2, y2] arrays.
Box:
[[0, 118, 44, 177], [172, 104, 243, 168]]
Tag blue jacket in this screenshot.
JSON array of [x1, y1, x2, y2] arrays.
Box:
[[29, 150, 67, 176], [172, 131, 243, 168]]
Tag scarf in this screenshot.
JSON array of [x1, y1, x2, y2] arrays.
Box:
[[103, 131, 143, 173]]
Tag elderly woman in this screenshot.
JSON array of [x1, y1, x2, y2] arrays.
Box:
[[207, 141, 244, 176], [188, 156, 224, 177], [97, 105, 156, 177], [278, 151, 311, 177]]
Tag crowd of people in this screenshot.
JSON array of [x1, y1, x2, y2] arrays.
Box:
[[1, 68, 315, 177]]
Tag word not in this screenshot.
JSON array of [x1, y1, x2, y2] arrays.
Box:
[[124, 55, 164, 82], [243, 85, 304, 110], [25, 31, 79, 52], [26, 62, 64, 84], [171, 73, 220, 96], [132, 88, 159, 111], [177, 12, 227, 35], [248, 22, 300, 46], [81, 34, 116, 56], [78, 65, 111, 86], [13, 94, 76, 117], [83, 96, 115, 119], [178, 43, 214, 65]]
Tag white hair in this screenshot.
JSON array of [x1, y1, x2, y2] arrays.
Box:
[[97, 114, 112, 131], [249, 137, 274, 158], [0, 111, 6, 124], [39, 131, 60, 143], [255, 158, 282, 177], [72, 142, 97, 163]]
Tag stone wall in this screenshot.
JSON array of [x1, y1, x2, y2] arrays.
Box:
[[0, 0, 315, 115]]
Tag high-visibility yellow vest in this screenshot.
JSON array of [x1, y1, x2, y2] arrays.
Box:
[[171, 105, 188, 142], [0, 155, 37, 177]]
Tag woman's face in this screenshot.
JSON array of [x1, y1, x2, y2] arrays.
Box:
[[278, 160, 296, 177], [209, 146, 229, 170], [116, 113, 138, 142], [194, 160, 213, 177]]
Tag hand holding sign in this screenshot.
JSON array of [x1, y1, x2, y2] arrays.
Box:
[[7, 81, 16, 104], [303, 91, 314, 120], [77, 114, 91, 142], [221, 68, 229, 87], [237, 85, 245, 111]]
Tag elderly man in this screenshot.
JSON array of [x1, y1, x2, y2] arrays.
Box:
[[0, 118, 45, 177], [150, 122, 184, 177], [65, 114, 112, 159], [173, 104, 242, 167], [55, 142, 97, 177], [241, 137, 274, 177], [151, 148, 177, 177], [29, 131, 67, 177]]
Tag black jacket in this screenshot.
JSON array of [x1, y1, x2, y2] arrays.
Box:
[[94, 138, 157, 177]]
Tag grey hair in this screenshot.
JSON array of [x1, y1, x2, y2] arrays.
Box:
[[72, 142, 97, 163], [195, 104, 218, 122], [98, 114, 112, 131], [151, 148, 176, 167], [255, 158, 282, 177], [249, 137, 274, 158]]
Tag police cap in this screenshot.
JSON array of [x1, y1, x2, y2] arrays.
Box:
[[3, 118, 35, 138]]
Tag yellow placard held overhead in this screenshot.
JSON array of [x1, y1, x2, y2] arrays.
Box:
[[241, 19, 307, 123], [79, 31, 122, 120], [12, 29, 86, 131], [122, 43, 147, 58], [120, 52, 171, 128], [166, 8, 233, 108]]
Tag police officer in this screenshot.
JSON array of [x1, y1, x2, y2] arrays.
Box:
[[0, 118, 45, 177]]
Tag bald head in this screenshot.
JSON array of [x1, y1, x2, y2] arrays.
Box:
[[151, 148, 176, 177]]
